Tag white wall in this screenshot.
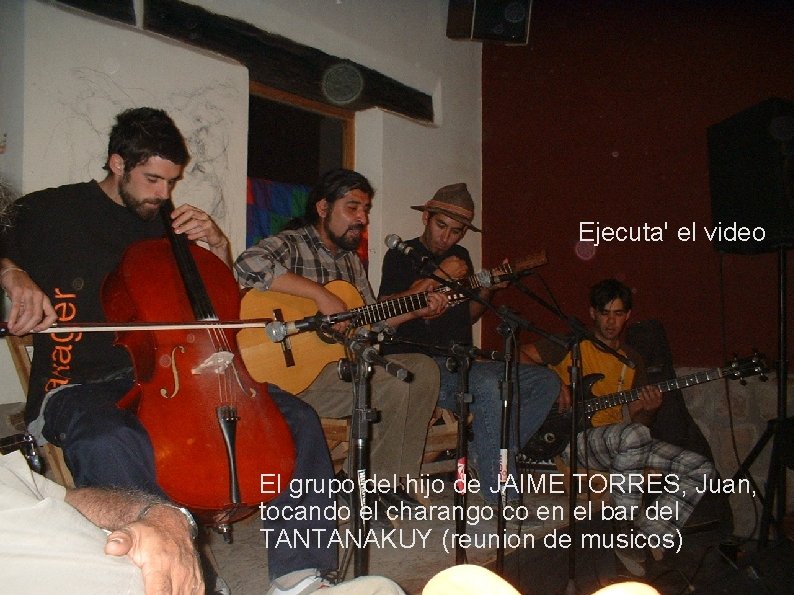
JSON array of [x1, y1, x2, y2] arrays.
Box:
[[184, 0, 484, 290], [0, 0, 482, 404]]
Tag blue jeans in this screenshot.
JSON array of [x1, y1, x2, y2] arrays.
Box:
[[40, 378, 336, 581], [434, 357, 559, 503]]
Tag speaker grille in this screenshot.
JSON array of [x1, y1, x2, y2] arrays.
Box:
[[707, 98, 794, 254], [447, 0, 531, 44]]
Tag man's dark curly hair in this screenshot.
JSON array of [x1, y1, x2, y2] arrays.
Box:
[[104, 107, 189, 173], [283, 168, 374, 230]]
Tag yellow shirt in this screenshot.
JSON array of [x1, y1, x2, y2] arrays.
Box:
[[550, 340, 636, 427]]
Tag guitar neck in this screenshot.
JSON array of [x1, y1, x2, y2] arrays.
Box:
[[348, 255, 535, 326], [584, 366, 729, 415], [351, 292, 431, 325]]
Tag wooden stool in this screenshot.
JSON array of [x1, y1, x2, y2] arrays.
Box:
[[321, 417, 350, 474], [318, 406, 466, 477], [421, 407, 460, 475]]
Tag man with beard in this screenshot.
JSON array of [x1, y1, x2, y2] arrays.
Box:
[[1, 108, 342, 591], [234, 168, 444, 514], [377, 183, 560, 513]]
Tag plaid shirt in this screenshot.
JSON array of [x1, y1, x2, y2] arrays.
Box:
[[234, 224, 376, 303]]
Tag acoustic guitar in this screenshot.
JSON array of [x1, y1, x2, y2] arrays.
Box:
[[237, 252, 546, 394], [520, 351, 768, 461]]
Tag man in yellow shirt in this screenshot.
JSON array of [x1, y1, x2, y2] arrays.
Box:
[[521, 278, 714, 577]]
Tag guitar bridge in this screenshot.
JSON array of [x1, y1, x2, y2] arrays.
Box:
[[192, 351, 234, 374], [273, 308, 296, 368]]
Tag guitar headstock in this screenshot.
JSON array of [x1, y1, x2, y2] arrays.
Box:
[[508, 250, 548, 273], [724, 350, 769, 384]]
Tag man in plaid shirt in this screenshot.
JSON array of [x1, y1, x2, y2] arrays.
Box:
[[235, 168, 445, 516]]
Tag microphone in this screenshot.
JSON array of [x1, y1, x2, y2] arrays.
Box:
[[349, 339, 413, 382], [265, 311, 359, 343], [474, 267, 534, 288], [384, 234, 429, 264], [450, 342, 505, 362]]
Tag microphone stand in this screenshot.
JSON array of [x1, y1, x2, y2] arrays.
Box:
[[509, 279, 634, 594], [327, 327, 413, 579], [494, 311, 517, 574], [379, 335, 480, 564], [398, 250, 566, 574], [443, 341, 475, 565]]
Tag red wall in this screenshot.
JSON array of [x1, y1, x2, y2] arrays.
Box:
[[480, 1, 794, 367]]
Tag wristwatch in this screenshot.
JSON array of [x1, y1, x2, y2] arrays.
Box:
[[138, 502, 199, 540]]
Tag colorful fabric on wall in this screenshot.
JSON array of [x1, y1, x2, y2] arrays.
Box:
[[246, 177, 369, 268], [246, 177, 309, 247]]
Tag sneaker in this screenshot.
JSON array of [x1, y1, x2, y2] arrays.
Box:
[[210, 575, 231, 595], [200, 548, 231, 595], [266, 568, 334, 595]]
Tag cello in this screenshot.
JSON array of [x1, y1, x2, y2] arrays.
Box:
[[102, 200, 295, 532]]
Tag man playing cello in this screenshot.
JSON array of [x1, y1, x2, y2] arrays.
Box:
[[1, 108, 339, 590]]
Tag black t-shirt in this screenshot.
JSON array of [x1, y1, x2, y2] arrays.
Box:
[[5, 181, 165, 422], [378, 237, 473, 356]]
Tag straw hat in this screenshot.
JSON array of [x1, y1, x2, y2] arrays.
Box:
[[411, 182, 481, 232]]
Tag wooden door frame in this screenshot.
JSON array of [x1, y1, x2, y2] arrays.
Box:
[[249, 82, 356, 170]]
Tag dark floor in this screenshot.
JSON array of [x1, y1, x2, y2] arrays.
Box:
[[493, 518, 794, 595]]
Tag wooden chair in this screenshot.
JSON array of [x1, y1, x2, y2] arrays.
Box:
[[5, 334, 74, 487], [421, 407, 461, 475], [321, 417, 351, 473], [319, 406, 464, 477]]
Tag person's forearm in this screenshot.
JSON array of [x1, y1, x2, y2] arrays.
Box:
[[64, 487, 162, 530]]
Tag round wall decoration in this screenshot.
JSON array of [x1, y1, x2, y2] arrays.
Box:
[[321, 62, 364, 106]]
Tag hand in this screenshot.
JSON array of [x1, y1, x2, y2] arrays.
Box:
[[104, 506, 203, 595], [1, 267, 57, 335], [407, 278, 438, 293], [315, 290, 352, 332], [418, 290, 449, 320], [637, 385, 663, 412], [171, 204, 228, 249], [436, 256, 468, 281]]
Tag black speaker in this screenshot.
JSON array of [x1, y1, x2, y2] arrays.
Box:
[[446, 0, 532, 44], [707, 97, 794, 254]]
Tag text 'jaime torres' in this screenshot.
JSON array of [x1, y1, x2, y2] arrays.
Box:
[[579, 221, 766, 247]]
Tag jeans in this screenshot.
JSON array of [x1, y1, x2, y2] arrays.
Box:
[[41, 375, 166, 496], [434, 357, 560, 503], [39, 378, 337, 581]]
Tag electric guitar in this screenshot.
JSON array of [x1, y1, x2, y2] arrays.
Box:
[[520, 351, 768, 461], [237, 252, 546, 394]]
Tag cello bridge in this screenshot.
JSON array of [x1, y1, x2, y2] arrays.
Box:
[[192, 351, 235, 375]]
